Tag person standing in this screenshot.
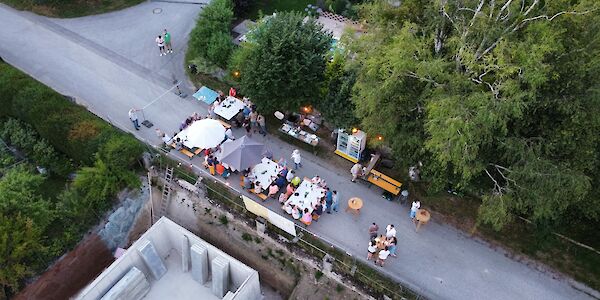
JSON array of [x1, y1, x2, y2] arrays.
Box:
[[410, 199, 421, 221], [387, 236, 398, 257], [331, 190, 340, 212], [249, 110, 258, 132], [257, 114, 266, 136], [367, 240, 377, 260], [325, 188, 333, 214], [128, 108, 140, 130], [163, 29, 173, 53], [156, 35, 166, 56], [386, 224, 396, 238], [376, 246, 390, 267], [368, 222, 379, 239], [350, 163, 363, 182], [291, 149, 302, 169]]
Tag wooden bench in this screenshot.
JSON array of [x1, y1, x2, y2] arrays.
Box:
[[367, 169, 402, 195], [180, 148, 194, 159], [218, 120, 232, 129], [194, 148, 203, 155], [249, 189, 268, 200], [171, 143, 195, 159]]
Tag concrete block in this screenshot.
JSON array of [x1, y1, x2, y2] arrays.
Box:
[[182, 235, 190, 272], [100, 267, 149, 300], [137, 240, 167, 280], [211, 256, 230, 298], [190, 244, 208, 284]]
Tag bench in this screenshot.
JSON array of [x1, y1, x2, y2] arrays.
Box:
[[171, 143, 195, 159], [367, 169, 402, 195], [194, 148, 203, 155], [180, 148, 194, 159], [249, 189, 268, 200], [218, 120, 232, 129]]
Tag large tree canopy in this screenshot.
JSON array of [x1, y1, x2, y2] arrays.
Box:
[[351, 0, 600, 229], [234, 12, 332, 113]]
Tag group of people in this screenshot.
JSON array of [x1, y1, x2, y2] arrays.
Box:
[[367, 223, 398, 267], [154, 112, 205, 150], [364, 198, 422, 268], [155, 29, 173, 56], [279, 176, 340, 226]]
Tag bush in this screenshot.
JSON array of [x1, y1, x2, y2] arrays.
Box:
[[0, 62, 129, 165], [188, 0, 234, 68], [97, 134, 144, 170]]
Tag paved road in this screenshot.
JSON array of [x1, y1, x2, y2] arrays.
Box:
[[0, 3, 596, 299]]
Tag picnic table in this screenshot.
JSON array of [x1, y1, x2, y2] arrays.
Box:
[[214, 96, 246, 121], [250, 157, 281, 191], [287, 179, 326, 214]]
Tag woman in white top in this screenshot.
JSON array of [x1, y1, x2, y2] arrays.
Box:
[[367, 239, 377, 260], [291, 205, 300, 219], [410, 200, 421, 219], [156, 35, 166, 56], [377, 246, 390, 266]]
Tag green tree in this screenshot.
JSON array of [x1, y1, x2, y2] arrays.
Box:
[[318, 54, 358, 129], [0, 166, 53, 228], [351, 0, 600, 229], [0, 213, 44, 296], [188, 0, 234, 67], [236, 12, 332, 113]]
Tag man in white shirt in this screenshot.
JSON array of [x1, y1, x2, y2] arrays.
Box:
[[350, 163, 363, 182], [128, 108, 140, 130], [385, 224, 396, 238], [291, 149, 302, 169]]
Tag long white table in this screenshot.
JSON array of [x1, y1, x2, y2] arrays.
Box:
[[251, 157, 281, 191], [214, 96, 246, 120], [287, 179, 326, 214]]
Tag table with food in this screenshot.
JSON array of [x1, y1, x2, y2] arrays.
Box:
[[287, 179, 326, 214], [279, 123, 319, 146], [250, 157, 281, 191]]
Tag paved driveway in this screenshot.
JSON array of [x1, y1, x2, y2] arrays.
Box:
[[0, 3, 596, 299]]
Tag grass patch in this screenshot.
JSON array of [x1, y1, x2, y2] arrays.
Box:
[[315, 270, 323, 281], [0, 0, 145, 18], [219, 214, 229, 225], [242, 232, 253, 241]]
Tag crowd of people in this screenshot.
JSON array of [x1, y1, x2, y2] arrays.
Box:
[[367, 223, 398, 267]]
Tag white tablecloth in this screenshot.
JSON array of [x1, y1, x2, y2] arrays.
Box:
[[287, 179, 326, 214], [251, 157, 281, 190], [214, 96, 246, 120]]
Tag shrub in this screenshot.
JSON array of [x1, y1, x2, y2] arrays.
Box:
[[188, 0, 234, 68], [97, 134, 144, 170]]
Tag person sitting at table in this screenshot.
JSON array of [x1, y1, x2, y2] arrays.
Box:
[[285, 184, 295, 198], [254, 182, 263, 194], [185, 117, 192, 127], [278, 192, 288, 204], [291, 205, 301, 219], [312, 201, 324, 221], [243, 175, 253, 190], [301, 208, 312, 225], [274, 175, 286, 189], [268, 184, 279, 198], [278, 158, 288, 169], [215, 162, 225, 176], [281, 198, 293, 213], [160, 132, 172, 146], [175, 138, 183, 151], [286, 170, 295, 183], [280, 166, 288, 178], [291, 176, 301, 187], [221, 165, 231, 179], [311, 176, 322, 185], [191, 112, 201, 121]]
